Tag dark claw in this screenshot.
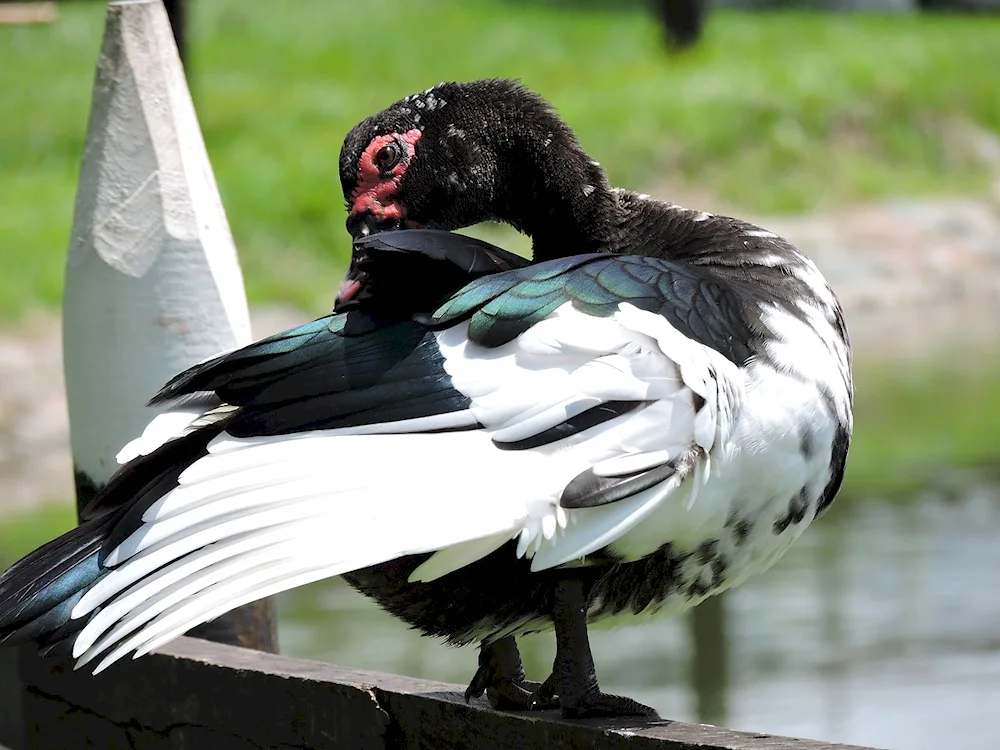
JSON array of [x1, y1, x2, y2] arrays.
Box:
[[528, 673, 561, 711], [487, 679, 539, 710], [464, 663, 491, 703], [561, 691, 660, 720], [465, 637, 560, 711]]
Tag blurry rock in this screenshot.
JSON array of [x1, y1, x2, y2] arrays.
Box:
[[761, 199, 1000, 358], [0, 315, 69, 516]]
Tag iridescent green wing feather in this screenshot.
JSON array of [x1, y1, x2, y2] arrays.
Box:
[[429, 255, 753, 365]]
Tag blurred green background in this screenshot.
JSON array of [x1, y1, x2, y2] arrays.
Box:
[[2, 0, 999, 317], [1, 2, 999, 748]]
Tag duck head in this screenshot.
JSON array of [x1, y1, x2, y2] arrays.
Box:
[[338, 79, 620, 263]]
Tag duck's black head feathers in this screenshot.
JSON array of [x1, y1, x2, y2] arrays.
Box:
[[339, 79, 617, 259]]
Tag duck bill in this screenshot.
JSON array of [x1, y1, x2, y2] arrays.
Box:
[[334, 260, 368, 311], [337, 276, 363, 305]]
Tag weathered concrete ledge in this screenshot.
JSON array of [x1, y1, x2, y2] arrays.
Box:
[[15, 637, 881, 750]]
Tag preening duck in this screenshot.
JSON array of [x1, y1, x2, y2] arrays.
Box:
[[0, 79, 852, 719]]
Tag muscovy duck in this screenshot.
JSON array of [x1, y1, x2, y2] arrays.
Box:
[[0, 79, 852, 720]]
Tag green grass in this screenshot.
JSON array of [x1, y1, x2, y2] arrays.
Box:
[[0, 502, 76, 569], [1, 1, 999, 320]]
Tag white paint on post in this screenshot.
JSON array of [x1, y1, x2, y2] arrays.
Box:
[[63, 0, 251, 491]]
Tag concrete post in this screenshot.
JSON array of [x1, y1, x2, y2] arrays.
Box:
[[1, 8, 277, 744], [59, 0, 277, 650]]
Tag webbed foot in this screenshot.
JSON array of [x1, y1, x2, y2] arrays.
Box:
[[464, 636, 560, 711]]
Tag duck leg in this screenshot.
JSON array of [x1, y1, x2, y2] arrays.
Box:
[[464, 635, 560, 710], [549, 577, 660, 719]]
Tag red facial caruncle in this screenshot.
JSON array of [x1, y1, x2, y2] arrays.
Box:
[[349, 129, 422, 222]]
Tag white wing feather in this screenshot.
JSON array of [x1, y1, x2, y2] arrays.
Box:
[[71, 302, 741, 670]]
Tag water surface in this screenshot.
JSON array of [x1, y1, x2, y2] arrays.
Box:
[[278, 484, 1000, 750]]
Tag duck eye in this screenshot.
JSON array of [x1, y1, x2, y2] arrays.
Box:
[[373, 142, 401, 172]]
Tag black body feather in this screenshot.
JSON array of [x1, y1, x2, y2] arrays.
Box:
[[344, 537, 701, 645]]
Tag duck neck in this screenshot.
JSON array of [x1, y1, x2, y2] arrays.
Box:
[[491, 118, 622, 261]]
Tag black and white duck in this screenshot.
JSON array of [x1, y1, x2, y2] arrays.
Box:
[[0, 79, 852, 720]]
